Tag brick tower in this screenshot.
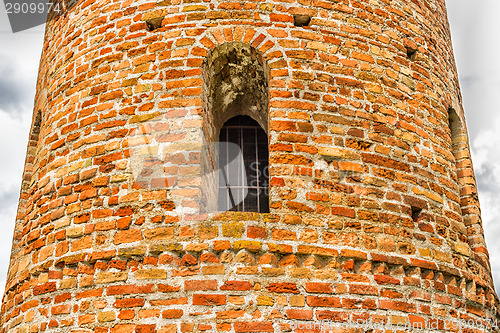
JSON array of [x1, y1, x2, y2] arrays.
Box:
[[2, 0, 499, 332]]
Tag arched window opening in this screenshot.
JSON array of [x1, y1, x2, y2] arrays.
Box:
[[26, 110, 43, 190], [448, 108, 465, 164], [31, 110, 42, 145], [218, 116, 269, 213], [201, 42, 270, 214]]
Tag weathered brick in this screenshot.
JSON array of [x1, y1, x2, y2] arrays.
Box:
[[266, 283, 299, 294], [184, 280, 218, 291], [234, 322, 273, 333], [192, 294, 226, 306], [220, 281, 252, 291], [113, 298, 145, 308], [305, 282, 333, 294]]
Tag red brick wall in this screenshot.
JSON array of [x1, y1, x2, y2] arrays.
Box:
[[2, 0, 499, 332]]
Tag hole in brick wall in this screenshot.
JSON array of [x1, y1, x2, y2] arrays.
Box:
[[421, 268, 434, 280], [404, 266, 419, 277], [434, 272, 444, 282], [145, 17, 163, 31], [406, 46, 417, 60], [411, 206, 422, 222], [444, 274, 458, 286], [294, 14, 312, 27]]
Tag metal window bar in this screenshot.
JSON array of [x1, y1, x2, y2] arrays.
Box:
[[218, 116, 269, 213]]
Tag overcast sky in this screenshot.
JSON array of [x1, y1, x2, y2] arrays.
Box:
[[0, 1, 499, 294]]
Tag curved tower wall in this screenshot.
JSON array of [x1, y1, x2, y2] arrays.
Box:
[[2, 0, 499, 332]]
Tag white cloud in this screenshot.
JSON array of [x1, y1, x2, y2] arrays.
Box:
[[471, 115, 500, 292], [447, 0, 500, 138], [0, 109, 31, 294], [0, 110, 31, 181], [447, 0, 500, 294], [0, 9, 43, 296], [0, 7, 44, 297]]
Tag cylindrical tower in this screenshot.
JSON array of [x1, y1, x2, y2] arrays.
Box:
[[2, 0, 499, 332]]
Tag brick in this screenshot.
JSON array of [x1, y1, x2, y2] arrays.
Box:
[[222, 222, 245, 237], [151, 298, 188, 307], [374, 275, 400, 285], [266, 283, 299, 294], [306, 296, 341, 307], [113, 298, 145, 308], [362, 153, 410, 173], [247, 226, 267, 239], [349, 284, 378, 295], [162, 309, 183, 319], [192, 294, 226, 306], [51, 304, 71, 315], [410, 258, 438, 270], [234, 322, 274, 333], [184, 280, 217, 291], [97, 272, 128, 284], [114, 229, 143, 244], [233, 240, 262, 252], [286, 309, 313, 320], [135, 269, 167, 280], [220, 281, 252, 291], [216, 310, 245, 319], [305, 282, 333, 294], [76, 289, 103, 299], [33, 283, 56, 296], [98, 311, 116, 322]]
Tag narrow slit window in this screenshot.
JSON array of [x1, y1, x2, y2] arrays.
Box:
[[218, 116, 269, 213], [31, 110, 42, 145], [447, 108, 463, 160]]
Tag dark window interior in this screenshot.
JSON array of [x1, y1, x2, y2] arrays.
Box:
[[218, 115, 269, 213]]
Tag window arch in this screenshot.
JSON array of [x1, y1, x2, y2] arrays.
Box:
[[218, 116, 269, 213], [201, 42, 270, 214], [202, 42, 269, 145]]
